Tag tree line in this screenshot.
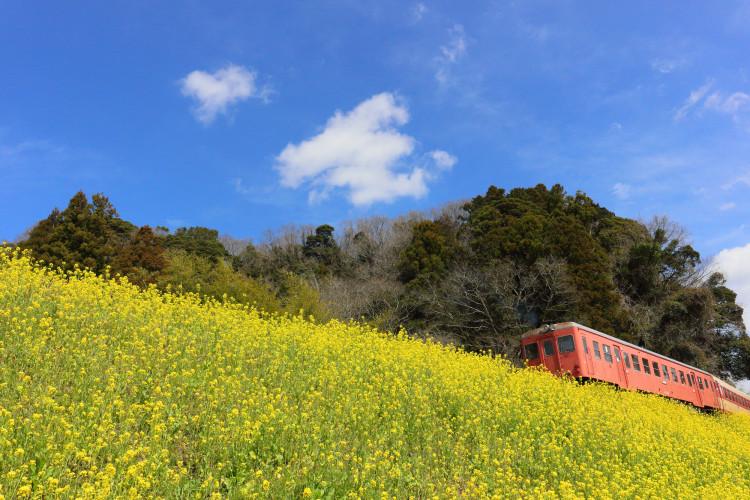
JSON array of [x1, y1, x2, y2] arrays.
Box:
[[12, 186, 750, 382]]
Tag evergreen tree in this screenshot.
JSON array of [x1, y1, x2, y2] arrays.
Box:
[[164, 227, 228, 262], [23, 191, 134, 273], [303, 224, 341, 274]]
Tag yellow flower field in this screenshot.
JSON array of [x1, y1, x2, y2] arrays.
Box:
[[1, 247, 749, 499]]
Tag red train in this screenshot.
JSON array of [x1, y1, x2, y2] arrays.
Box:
[[521, 322, 750, 414]]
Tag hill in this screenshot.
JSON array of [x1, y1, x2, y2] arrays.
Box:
[[15, 185, 750, 384], [1, 248, 749, 497]]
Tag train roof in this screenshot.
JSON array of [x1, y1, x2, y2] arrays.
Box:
[[523, 322, 750, 397]]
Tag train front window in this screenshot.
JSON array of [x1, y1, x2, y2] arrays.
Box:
[[603, 345, 612, 363], [631, 354, 641, 371], [652, 362, 660, 377], [642, 358, 651, 374], [543, 340, 554, 356], [557, 335, 575, 353], [524, 343, 539, 360], [593, 341, 601, 359]]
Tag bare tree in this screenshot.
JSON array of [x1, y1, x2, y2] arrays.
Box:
[[219, 234, 251, 256], [319, 275, 411, 331], [422, 257, 576, 359]]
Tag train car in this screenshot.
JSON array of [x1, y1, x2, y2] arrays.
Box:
[[521, 322, 750, 414]]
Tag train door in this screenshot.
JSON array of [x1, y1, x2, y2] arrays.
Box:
[[613, 346, 628, 388], [689, 372, 704, 407], [542, 337, 560, 374], [580, 335, 592, 377]]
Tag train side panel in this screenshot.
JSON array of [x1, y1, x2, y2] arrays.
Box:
[[715, 377, 750, 415], [521, 322, 749, 413], [581, 329, 717, 408]]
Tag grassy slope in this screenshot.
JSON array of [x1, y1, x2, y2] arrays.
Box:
[[1, 248, 749, 499]]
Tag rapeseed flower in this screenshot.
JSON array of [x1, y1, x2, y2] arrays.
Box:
[[0, 247, 748, 498]]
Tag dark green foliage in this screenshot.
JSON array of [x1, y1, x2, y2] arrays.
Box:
[[462, 184, 625, 334], [20, 187, 750, 382], [399, 219, 459, 284], [232, 243, 264, 279], [618, 225, 701, 304], [164, 227, 228, 262], [303, 225, 341, 274], [23, 191, 135, 273]]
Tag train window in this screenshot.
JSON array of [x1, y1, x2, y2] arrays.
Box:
[[623, 352, 631, 368], [652, 362, 660, 377], [524, 343, 539, 360], [698, 377, 704, 390], [582, 337, 589, 354], [679, 371, 686, 385], [642, 358, 651, 374], [631, 354, 641, 371], [614, 346, 621, 363], [603, 345, 613, 363], [685, 372, 691, 386], [544, 340, 554, 356], [593, 341, 601, 359], [557, 335, 575, 353], [662, 365, 669, 382], [690, 374, 696, 386], [670, 368, 678, 383]]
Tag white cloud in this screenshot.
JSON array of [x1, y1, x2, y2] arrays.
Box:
[[440, 25, 467, 62], [275, 92, 455, 206], [720, 202, 737, 211], [1, 140, 64, 164], [705, 91, 750, 119], [411, 2, 427, 22], [722, 171, 750, 190], [436, 24, 467, 84], [430, 150, 457, 170], [714, 243, 750, 327], [180, 64, 269, 124], [673, 82, 750, 124], [612, 182, 632, 200], [674, 81, 714, 121]]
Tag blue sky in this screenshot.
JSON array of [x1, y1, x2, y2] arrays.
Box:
[[2, 1, 750, 264]]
